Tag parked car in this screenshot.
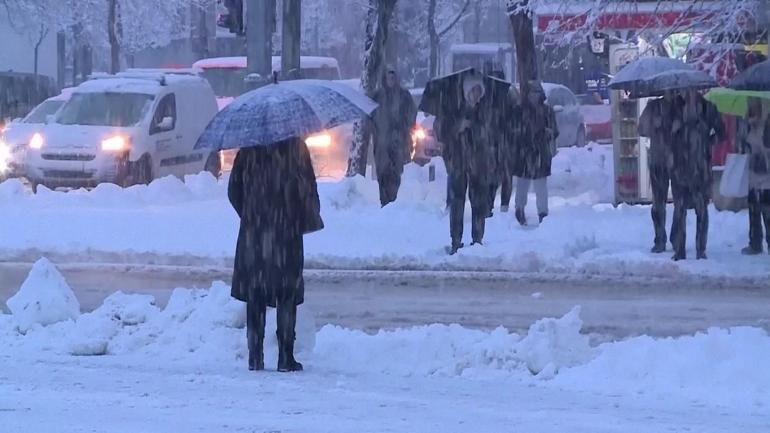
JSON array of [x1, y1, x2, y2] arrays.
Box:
[[1, 88, 74, 178], [23, 71, 219, 190], [542, 83, 586, 148], [577, 93, 612, 143]]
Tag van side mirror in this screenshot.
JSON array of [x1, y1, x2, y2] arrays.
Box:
[[157, 116, 174, 131], [45, 115, 55, 124]]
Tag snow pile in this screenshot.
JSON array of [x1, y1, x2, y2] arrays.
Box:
[[0, 177, 26, 200], [554, 327, 770, 409], [3, 268, 314, 366], [2, 280, 769, 409], [5, 258, 80, 333], [314, 306, 593, 379], [517, 306, 593, 377]]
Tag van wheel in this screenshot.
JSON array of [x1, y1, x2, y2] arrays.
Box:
[[204, 152, 221, 178], [123, 154, 153, 187]]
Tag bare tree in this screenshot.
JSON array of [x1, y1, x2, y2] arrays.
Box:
[[427, 0, 471, 77], [347, 0, 398, 177], [33, 23, 50, 77], [108, 0, 120, 74]]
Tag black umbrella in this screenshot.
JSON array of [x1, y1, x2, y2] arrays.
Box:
[[419, 68, 512, 116], [729, 60, 770, 91]]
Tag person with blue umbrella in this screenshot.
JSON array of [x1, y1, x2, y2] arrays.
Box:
[[198, 79, 376, 371]]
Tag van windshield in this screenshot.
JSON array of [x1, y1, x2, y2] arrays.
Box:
[[23, 100, 65, 124], [57, 92, 154, 127]]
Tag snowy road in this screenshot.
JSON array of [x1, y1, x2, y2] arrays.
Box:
[[1, 262, 767, 340]]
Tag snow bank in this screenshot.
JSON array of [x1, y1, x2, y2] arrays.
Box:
[[1, 145, 768, 279], [2, 283, 768, 409], [5, 258, 80, 333], [554, 327, 770, 409]]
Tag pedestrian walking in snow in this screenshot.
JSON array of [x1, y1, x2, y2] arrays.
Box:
[[513, 81, 558, 226], [371, 67, 417, 207], [638, 91, 682, 253], [435, 75, 491, 254], [741, 97, 770, 255], [669, 90, 725, 261], [228, 138, 323, 372]]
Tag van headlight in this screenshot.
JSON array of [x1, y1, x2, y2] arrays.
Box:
[[305, 133, 332, 149], [29, 133, 44, 150], [101, 135, 128, 152]]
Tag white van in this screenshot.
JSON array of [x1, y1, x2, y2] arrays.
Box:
[[23, 71, 219, 189]]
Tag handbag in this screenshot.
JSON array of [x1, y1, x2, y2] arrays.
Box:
[[719, 153, 750, 198]]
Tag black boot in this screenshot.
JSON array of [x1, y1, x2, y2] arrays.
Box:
[[671, 251, 686, 261], [448, 241, 464, 255], [246, 301, 266, 371], [538, 213, 548, 223], [277, 303, 303, 373], [515, 208, 527, 226]]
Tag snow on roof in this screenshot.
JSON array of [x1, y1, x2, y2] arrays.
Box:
[[450, 43, 513, 54], [50, 87, 75, 101], [75, 73, 206, 95], [192, 56, 340, 70]]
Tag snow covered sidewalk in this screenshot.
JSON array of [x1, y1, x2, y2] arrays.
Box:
[[2, 261, 769, 432], [0, 145, 768, 279]]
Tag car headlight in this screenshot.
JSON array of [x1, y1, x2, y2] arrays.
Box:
[[413, 126, 427, 141], [305, 133, 332, 148], [29, 132, 44, 150], [101, 135, 128, 152]]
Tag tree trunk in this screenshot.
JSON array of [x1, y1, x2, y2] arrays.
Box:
[[509, 0, 537, 96], [347, 0, 398, 177], [427, 0, 439, 78], [108, 0, 120, 74], [56, 31, 66, 88], [281, 0, 302, 80]]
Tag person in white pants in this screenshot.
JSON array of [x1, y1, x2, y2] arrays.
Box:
[[515, 177, 549, 223], [513, 81, 558, 226]]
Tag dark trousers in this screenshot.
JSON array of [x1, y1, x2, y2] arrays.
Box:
[[377, 170, 401, 206], [670, 184, 709, 257], [748, 189, 770, 251], [650, 165, 670, 248], [448, 170, 487, 245], [489, 173, 513, 210], [246, 298, 298, 365]]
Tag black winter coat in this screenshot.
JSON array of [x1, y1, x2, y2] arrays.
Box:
[[228, 139, 323, 306], [435, 103, 491, 182], [513, 101, 558, 179]]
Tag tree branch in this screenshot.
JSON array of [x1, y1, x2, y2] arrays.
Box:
[[438, 0, 471, 38]]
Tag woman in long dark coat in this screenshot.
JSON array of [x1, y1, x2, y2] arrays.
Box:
[[228, 137, 323, 372]]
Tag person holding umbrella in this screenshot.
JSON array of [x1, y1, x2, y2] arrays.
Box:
[[669, 89, 725, 260], [638, 90, 683, 253], [196, 79, 376, 371], [228, 137, 322, 372], [434, 74, 489, 254]]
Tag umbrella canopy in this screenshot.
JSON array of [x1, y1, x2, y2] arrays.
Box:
[[628, 69, 717, 98], [609, 56, 694, 93], [728, 60, 770, 91], [196, 79, 377, 150], [419, 68, 512, 116], [705, 87, 770, 117]]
